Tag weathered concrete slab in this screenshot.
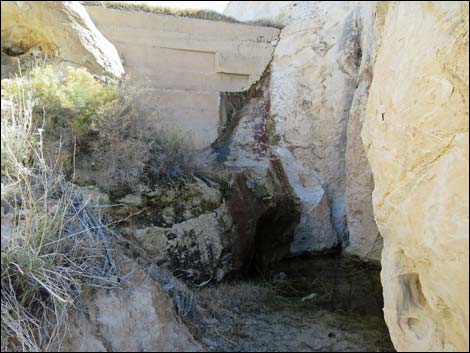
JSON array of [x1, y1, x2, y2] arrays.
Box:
[[86, 6, 279, 147]]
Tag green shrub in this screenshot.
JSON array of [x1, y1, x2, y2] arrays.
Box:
[[2, 64, 118, 136], [57, 66, 117, 134]]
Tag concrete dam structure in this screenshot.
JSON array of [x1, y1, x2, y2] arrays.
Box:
[[86, 6, 280, 147]]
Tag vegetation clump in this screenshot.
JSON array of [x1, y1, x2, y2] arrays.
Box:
[[0, 60, 215, 350], [1, 69, 119, 351], [83, 82, 211, 196], [2, 64, 117, 136], [2, 61, 209, 198]]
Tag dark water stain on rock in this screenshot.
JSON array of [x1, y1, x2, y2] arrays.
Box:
[[225, 166, 300, 277]]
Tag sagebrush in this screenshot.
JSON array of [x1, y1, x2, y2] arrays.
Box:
[[1, 63, 118, 136], [2, 61, 209, 197], [86, 82, 211, 196]]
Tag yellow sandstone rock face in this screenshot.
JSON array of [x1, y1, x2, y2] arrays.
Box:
[[362, 2, 469, 351], [1, 1, 124, 77]]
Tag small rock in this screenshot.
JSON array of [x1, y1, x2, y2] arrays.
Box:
[[161, 207, 176, 225], [118, 194, 143, 207]]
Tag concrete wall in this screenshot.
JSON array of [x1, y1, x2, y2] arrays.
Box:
[[86, 7, 279, 147]]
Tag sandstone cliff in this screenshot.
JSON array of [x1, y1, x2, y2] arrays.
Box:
[[363, 2, 469, 351], [226, 1, 469, 351]]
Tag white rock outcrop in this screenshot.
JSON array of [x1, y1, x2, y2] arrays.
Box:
[[277, 147, 336, 254], [1, 1, 124, 77], [343, 2, 384, 261], [269, 1, 361, 251], [226, 1, 378, 258]]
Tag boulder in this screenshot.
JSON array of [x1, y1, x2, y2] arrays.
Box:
[[110, 177, 223, 228], [130, 167, 300, 283], [1, 1, 124, 78], [133, 205, 232, 283], [63, 257, 203, 352]]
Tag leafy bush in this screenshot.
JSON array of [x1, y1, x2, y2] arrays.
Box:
[[1, 64, 118, 135]]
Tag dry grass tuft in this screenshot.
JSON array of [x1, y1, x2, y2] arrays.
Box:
[[1, 66, 119, 352]]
